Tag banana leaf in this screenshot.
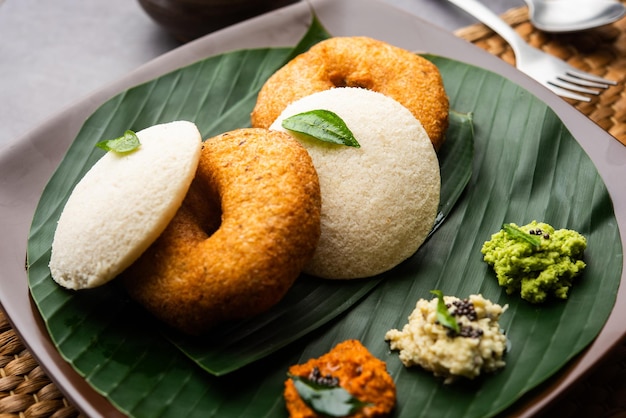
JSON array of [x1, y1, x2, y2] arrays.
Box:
[[26, 18, 621, 418]]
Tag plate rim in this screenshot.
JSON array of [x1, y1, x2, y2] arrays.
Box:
[[1, 0, 625, 417]]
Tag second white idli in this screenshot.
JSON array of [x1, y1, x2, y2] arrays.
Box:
[[270, 87, 440, 279], [49, 120, 202, 289]]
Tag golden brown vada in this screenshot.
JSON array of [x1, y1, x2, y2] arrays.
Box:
[[251, 36, 449, 150], [121, 128, 322, 335]]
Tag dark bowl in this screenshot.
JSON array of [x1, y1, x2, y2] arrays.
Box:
[[138, 0, 299, 42]]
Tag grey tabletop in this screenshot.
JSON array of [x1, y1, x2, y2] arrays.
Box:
[[0, 0, 523, 150]]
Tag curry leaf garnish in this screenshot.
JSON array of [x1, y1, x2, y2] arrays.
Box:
[[502, 223, 541, 249], [290, 375, 371, 417], [282, 109, 360, 148], [430, 290, 460, 334], [96, 130, 141, 153]]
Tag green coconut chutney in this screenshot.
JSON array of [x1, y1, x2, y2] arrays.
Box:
[[481, 221, 587, 303]]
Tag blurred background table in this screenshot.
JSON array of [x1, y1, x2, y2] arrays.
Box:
[[0, 0, 523, 150], [2, 0, 625, 417]]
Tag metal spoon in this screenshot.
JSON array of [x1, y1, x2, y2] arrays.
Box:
[[525, 0, 625, 33]]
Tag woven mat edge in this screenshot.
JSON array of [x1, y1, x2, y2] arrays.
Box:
[[454, 5, 626, 146]]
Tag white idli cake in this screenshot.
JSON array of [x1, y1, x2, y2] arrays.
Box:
[[270, 87, 441, 279], [49, 120, 202, 289]]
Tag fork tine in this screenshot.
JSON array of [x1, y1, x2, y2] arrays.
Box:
[[550, 79, 601, 95], [445, 0, 618, 102], [546, 84, 592, 102], [558, 74, 610, 89], [566, 69, 617, 86]]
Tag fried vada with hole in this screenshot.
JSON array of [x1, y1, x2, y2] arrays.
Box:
[[251, 36, 449, 150], [122, 128, 322, 335]]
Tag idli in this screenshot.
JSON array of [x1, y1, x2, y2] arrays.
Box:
[[270, 87, 441, 279], [49, 120, 202, 289]]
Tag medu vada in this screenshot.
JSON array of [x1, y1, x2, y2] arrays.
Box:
[[121, 128, 322, 335], [251, 36, 449, 150]]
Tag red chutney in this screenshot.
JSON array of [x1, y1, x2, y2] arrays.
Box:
[[284, 340, 396, 418]]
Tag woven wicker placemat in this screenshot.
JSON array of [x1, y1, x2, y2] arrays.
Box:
[[0, 310, 79, 418], [455, 5, 626, 146], [3, 7, 625, 418]]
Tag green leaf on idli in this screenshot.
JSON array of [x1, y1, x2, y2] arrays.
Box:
[[282, 109, 360, 148], [96, 130, 140, 153]]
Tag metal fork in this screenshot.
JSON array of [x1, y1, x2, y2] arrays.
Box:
[[446, 0, 617, 101]]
